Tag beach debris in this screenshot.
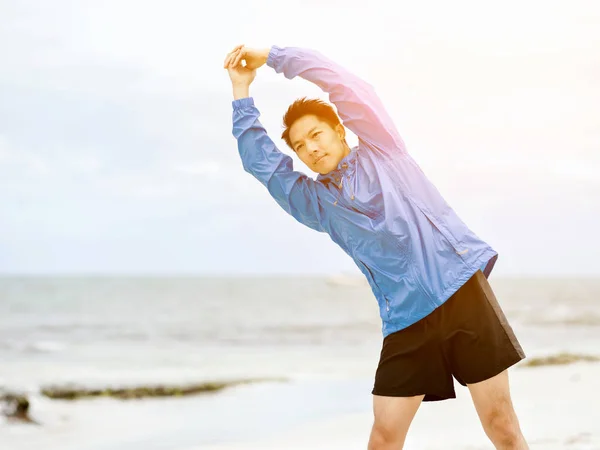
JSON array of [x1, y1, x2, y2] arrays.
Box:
[[40, 377, 287, 400], [1, 392, 37, 424], [519, 352, 600, 368]]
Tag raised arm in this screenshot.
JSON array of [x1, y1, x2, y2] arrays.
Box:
[[266, 46, 406, 156], [232, 98, 325, 232], [224, 46, 325, 233]]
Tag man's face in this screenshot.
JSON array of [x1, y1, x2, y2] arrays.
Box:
[[289, 114, 349, 175]]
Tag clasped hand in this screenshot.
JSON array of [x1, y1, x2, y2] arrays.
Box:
[[224, 44, 270, 87]]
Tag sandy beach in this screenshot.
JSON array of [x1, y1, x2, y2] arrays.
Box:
[[4, 360, 598, 450], [206, 362, 600, 450]]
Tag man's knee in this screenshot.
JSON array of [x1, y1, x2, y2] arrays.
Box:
[[469, 370, 526, 448], [368, 421, 403, 450], [368, 394, 423, 449], [482, 407, 521, 447]]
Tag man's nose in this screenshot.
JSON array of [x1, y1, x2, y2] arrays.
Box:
[[307, 142, 319, 152]]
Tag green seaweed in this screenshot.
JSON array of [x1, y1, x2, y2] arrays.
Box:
[[520, 352, 600, 368], [40, 377, 286, 401]]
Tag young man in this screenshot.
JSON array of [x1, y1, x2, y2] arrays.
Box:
[[223, 44, 529, 449]]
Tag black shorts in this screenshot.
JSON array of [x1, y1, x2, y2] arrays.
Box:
[[371, 269, 526, 401]]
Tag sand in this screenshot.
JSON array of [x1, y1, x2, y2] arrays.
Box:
[[1, 362, 598, 449], [206, 362, 600, 450]]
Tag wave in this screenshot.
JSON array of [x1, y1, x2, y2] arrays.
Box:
[[0, 340, 67, 354]]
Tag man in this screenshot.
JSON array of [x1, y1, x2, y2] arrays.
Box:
[[223, 44, 529, 450]]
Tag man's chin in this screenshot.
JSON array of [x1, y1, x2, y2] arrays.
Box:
[[313, 157, 329, 173], [320, 168, 337, 176], [316, 161, 333, 175]]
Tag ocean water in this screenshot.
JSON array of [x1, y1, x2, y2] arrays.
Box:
[[1, 274, 599, 449]]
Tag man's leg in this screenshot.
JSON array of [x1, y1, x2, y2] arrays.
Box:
[[467, 370, 528, 450], [367, 394, 424, 450], [439, 270, 527, 448]]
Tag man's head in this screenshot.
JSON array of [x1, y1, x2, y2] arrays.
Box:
[[281, 97, 350, 175]]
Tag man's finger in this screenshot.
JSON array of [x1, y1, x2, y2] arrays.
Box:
[[227, 44, 244, 60], [223, 48, 241, 68], [223, 50, 237, 67], [231, 48, 245, 68], [228, 49, 242, 68], [223, 45, 243, 64], [227, 50, 239, 68]]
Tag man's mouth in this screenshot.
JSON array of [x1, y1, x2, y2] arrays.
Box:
[[314, 155, 326, 164]]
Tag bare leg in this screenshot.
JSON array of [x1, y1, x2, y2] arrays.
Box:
[[468, 370, 528, 449], [367, 394, 424, 450]]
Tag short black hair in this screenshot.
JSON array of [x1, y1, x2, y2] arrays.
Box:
[[281, 97, 342, 150]]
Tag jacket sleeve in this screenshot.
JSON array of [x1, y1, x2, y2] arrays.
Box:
[[232, 97, 325, 233], [266, 45, 406, 156]]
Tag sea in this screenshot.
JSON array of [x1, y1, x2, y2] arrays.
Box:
[[1, 274, 599, 449]]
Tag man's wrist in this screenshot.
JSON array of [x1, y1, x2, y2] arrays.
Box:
[[232, 83, 250, 100], [260, 48, 270, 65]]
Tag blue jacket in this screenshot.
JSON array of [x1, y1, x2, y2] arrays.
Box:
[[231, 46, 498, 338]]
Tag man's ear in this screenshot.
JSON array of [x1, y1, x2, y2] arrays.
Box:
[[335, 123, 346, 140]]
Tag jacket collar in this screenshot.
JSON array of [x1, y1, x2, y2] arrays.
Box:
[[317, 146, 358, 184]]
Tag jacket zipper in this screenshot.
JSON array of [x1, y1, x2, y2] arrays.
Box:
[[332, 163, 427, 314], [335, 183, 435, 308]]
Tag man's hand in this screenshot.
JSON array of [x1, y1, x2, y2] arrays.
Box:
[[224, 45, 270, 71], [224, 45, 257, 90]]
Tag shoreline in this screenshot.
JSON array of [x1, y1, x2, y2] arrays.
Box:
[[207, 362, 600, 450], [1, 361, 599, 450]]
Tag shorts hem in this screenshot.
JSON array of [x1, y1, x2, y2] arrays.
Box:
[[458, 352, 526, 386], [371, 389, 456, 402]]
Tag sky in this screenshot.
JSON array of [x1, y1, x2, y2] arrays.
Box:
[[1, 0, 599, 276]]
